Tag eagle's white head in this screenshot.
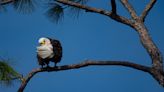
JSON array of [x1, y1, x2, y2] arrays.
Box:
[[38, 37, 51, 46], [37, 37, 54, 59]]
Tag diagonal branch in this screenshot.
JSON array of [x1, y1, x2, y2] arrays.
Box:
[[140, 0, 157, 22], [56, 0, 133, 27], [18, 60, 151, 92], [120, 0, 138, 20], [0, 0, 133, 27]]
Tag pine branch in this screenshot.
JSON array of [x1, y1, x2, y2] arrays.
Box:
[[45, 2, 64, 23], [56, 0, 133, 27], [18, 60, 151, 92], [0, 61, 21, 86], [140, 0, 157, 22], [67, 0, 89, 18], [0, 0, 35, 13], [13, 0, 35, 13], [0, 0, 132, 26]]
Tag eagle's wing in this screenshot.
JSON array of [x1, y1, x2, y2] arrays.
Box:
[[49, 38, 62, 63]]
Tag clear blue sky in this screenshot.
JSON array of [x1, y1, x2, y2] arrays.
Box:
[[0, 0, 164, 92]]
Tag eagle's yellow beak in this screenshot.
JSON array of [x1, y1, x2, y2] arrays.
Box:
[[40, 41, 45, 45]]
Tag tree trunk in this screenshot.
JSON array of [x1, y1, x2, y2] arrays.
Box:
[[133, 20, 164, 86]]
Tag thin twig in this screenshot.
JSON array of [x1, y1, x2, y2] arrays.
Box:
[[120, 0, 138, 20], [140, 0, 157, 22], [111, 0, 116, 14]]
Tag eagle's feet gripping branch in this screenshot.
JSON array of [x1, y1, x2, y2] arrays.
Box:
[[36, 37, 62, 70]]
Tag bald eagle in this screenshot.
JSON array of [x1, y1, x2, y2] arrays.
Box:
[[37, 37, 62, 68]]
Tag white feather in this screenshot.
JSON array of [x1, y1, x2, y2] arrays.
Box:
[[37, 45, 54, 59]]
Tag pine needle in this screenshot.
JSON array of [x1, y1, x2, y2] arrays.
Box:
[[13, 0, 35, 14], [0, 60, 21, 86]]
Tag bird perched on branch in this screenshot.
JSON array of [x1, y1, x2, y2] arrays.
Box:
[[36, 37, 62, 68]]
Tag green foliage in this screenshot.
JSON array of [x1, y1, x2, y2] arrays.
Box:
[[1, 0, 89, 22], [45, 0, 89, 23], [0, 60, 20, 86], [45, 2, 64, 23], [13, 0, 35, 14], [64, 0, 89, 18]]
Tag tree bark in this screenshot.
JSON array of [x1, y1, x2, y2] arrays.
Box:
[[120, 0, 164, 85], [133, 22, 163, 70], [120, 0, 138, 20], [133, 21, 164, 86], [140, 0, 157, 22]]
